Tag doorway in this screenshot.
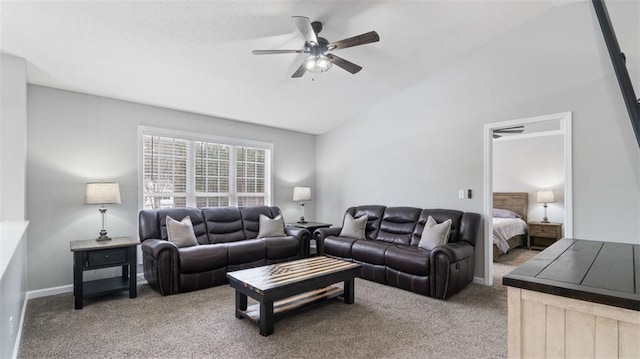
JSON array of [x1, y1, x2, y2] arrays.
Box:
[[482, 112, 573, 285]]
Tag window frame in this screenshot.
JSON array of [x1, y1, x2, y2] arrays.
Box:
[[138, 126, 274, 210]]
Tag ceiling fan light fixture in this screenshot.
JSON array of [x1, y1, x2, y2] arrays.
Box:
[[304, 54, 332, 73]]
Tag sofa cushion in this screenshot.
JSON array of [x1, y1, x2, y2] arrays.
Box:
[[411, 209, 463, 246], [159, 207, 208, 244], [263, 236, 299, 260], [351, 240, 392, 265], [178, 244, 227, 274], [339, 213, 367, 239], [166, 215, 199, 248], [324, 236, 359, 258], [418, 216, 452, 250], [376, 207, 421, 245], [202, 207, 245, 244], [344, 205, 386, 240], [224, 239, 266, 265], [257, 214, 286, 238], [385, 245, 430, 276], [240, 206, 282, 239]]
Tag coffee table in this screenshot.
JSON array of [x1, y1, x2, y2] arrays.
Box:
[[226, 256, 362, 336]]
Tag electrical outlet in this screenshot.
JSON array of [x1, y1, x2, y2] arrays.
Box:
[[467, 189, 472, 199], [458, 190, 465, 199]]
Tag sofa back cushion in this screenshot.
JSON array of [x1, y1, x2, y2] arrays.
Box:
[[240, 206, 282, 239], [376, 207, 422, 246], [157, 208, 208, 245], [202, 207, 246, 244], [411, 209, 463, 246], [344, 205, 386, 240]]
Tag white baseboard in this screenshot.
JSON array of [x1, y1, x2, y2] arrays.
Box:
[[473, 276, 487, 285], [26, 284, 73, 300]]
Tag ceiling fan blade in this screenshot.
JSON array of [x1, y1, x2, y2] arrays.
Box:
[[328, 31, 380, 51], [252, 49, 303, 55], [291, 63, 306, 78], [292, 16, 318, 45], [494, 126, 525, 133], [326, 54, 362, 74]]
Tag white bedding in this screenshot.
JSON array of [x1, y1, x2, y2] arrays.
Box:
[[493, 217, 527, 254]]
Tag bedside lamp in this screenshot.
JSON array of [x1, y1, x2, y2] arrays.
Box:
[[536, 190, 555, 223], [85, 182, 121, 241], [293, 186, 311, 224]]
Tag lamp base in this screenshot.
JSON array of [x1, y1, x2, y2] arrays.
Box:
[[96, 230, 111, 241], [541, 217, 550, 224], [297, 216, 307, 224]]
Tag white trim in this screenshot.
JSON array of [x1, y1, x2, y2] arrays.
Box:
[[11, 294, 28, 359], [473, 276, 485, 285], [139, 126, 274, 151], [483, 112, 573, 286], [26, 284, 73, 300]]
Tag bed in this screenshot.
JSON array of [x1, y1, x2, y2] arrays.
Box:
[[493, 192, 528, 261]]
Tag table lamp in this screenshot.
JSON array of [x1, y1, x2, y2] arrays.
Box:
[[85, 182, 121, 240], [293, 186, 311, 224], [536, 190, 555, 223]]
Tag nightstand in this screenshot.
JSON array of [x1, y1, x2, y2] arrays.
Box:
[[69, 236, 140, 309], [286, 222, 331, 256], [527, 221, 563, 250]]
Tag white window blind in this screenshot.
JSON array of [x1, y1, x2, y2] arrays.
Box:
[[141, 128, 272, 209]]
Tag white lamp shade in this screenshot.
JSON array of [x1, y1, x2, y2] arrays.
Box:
[[293, 187, 311, 202], [85, 182, 122, 204], [536, 190, 555, 204]]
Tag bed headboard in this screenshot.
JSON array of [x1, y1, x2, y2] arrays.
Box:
[[493, 192, 528, 223]]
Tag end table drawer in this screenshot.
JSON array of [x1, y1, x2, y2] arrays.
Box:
[[529, 225, 560, 238], [87, 248, 128, 268]]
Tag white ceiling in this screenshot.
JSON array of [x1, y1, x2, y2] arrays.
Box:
[[1, 0, 575, 134]]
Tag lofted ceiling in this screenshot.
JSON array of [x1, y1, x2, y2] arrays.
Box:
[[1, 0, 575, 134]]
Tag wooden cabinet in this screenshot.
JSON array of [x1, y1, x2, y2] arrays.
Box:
[[527, 221, 562, 250]]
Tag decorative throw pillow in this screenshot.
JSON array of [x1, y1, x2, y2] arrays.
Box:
[[166, 215, 199, 248], [418, 216, 452, 251], [257, 214, 286, 238], [339, 213, 368, 240]]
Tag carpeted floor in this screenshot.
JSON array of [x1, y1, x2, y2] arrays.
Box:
[[19, 249, 538, 359]]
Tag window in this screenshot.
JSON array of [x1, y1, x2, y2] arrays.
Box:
[[140, 128, 272, 209]]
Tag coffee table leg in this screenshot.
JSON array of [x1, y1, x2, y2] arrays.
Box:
[[344, 279, 355, 304], [259, 301, 274, 336], [235, 291, 247, 319]]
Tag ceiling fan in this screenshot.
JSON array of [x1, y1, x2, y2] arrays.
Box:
[[493, 126, 525, 139], [252, 16, 380, 78]]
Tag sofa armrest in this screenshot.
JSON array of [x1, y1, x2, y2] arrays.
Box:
[[314, 227, 342, 255], [284, 227, 312, 258], [141, 239, 180, 295], [429, 241, 475, 299]]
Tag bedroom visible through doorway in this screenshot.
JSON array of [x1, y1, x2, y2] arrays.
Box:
[[483, 112, 573, 286]]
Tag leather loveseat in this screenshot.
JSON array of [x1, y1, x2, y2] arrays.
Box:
[[139, 206, 310, 295], [315, 206, 481, 299]]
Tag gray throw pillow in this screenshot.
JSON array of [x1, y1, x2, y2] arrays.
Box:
[[418, 216, 452, 250], [166, 215, 199, 248], [339, 213, 368, 240], [257, 214, 286, 238]]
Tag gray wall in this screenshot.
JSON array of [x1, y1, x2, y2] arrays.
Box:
[[493, 134, 565, 223], [26, 85, 316, 291], [0, 53, 29, 359], [316, 1, 640, 281]]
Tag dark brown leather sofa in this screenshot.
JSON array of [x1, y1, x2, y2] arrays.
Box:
[[315, 206, 481, 299], [139, 206, 310, 295]]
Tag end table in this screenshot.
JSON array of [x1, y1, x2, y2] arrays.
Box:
[[286, 221, 331, 256], [69, 236, 140, 309]]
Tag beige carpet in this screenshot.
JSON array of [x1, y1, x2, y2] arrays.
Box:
[[19, 250, 537, 359]]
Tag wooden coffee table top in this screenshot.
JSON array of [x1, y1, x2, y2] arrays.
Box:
[[227, 256, 361, 294]]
